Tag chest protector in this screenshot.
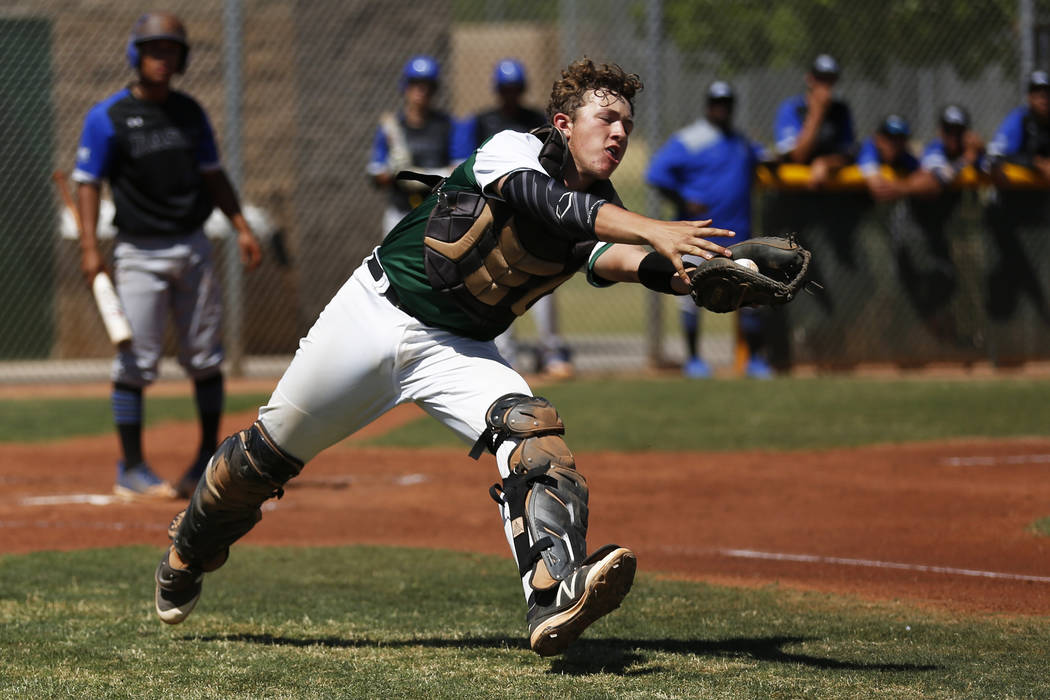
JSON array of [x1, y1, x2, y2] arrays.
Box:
[[421, 125, 623, 328]]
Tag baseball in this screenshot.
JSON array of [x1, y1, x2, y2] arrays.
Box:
[[734, 258, 759, 272]]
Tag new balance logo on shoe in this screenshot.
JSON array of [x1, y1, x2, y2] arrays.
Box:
[[527, 544, 636, 656]]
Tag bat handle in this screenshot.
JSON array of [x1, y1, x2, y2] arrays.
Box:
[[92, 271, 133, 347]]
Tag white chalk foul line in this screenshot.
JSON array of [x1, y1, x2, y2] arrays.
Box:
[[713, 548, 1050, 584], [20, 494, 121, 507], [941, 454, 1050, 467], [0, 518, 168, 531]]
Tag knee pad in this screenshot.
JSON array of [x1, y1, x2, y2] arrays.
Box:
[[469, 393, 566, 459], [480, 393, 587, 591], [173, 421, 302, 567]]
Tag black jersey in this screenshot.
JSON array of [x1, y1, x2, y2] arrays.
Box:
[[73, 87, 218, 236], [471, 105, 547, 147]]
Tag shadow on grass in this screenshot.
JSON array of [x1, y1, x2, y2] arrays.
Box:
[[192, 633, 939, 676], [554, 636, 940, 676]]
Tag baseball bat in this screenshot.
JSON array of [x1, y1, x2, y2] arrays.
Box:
[[52, 170, 133, 347]]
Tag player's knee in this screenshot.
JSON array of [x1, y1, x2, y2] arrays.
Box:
[[471, 393, 575, 467], [198, 421, 302, 507], [174, 421, 302, 565]]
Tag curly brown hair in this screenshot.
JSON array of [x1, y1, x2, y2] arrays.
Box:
[[545, 58, 644, 122]]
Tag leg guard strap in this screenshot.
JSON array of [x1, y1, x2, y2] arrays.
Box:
[[173, 421, 302, 567], [491, 451, 588, 591]]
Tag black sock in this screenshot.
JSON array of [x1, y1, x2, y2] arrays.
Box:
[[194, 372, 225, 457], [112, 382, 144, 468]]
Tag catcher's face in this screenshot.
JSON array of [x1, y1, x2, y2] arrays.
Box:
[[555, 89, 633, 187]]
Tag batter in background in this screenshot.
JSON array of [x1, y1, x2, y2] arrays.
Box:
[[456, 58, 575, 378], [72, 12, 261, 500], [153, 59, 738, 657], [646, 81, 773, 378], [367, 55, 465, 237]]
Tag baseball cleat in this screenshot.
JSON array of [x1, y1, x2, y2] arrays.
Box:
[[154, 547, 203, 624], [527, 544, 636, 656], [114, 462, 178, 501]]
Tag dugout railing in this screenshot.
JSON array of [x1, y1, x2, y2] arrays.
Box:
[[755, 162, 1050, 370]]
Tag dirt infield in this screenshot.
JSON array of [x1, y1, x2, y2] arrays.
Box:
[[3, 400, 1050, 616]]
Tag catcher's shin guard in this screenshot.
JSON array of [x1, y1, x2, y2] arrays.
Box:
[[475, 394, 587, 591], [172, 421, 302, 567]]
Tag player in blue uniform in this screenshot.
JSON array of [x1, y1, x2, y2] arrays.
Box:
[[457, 59, 548, 150], [773, 54, 856, 187], [646, 81, 772, 378], [456, 59, 574, 377], [858, 114, 920, 201], [914, 105, 985, 194], [73, 12, 261, 500], [368, 55, 465, 235], [987, 69, 1050, 181]]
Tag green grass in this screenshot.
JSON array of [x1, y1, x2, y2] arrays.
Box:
[[4, 377, 1048, 450], [367, 376, 1050, 452], [1030, 517, 1050, 537], [0, 393, 270, 442], [1, 546, 1047, 699]]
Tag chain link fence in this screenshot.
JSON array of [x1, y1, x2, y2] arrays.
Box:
[[0, 0, 1047, 382]]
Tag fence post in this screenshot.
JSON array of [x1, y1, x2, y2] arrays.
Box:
[[644, 0, 665, 367], [222, 0, 245, 376]]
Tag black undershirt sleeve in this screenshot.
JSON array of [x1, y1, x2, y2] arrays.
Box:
[[500, 169, 607, 242]]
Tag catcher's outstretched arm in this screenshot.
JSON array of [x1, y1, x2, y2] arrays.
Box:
[[590, 244, 695, 294], [496, 169, 734, 281]]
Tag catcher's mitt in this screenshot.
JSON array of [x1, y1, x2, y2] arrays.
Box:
[[689, 235, 811, 313]]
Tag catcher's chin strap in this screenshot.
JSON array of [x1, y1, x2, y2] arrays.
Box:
[[172, 421, 302, 569], [472, 393, 588, 591]]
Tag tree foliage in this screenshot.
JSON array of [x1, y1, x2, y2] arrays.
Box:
[[661, 0, 1018, 81]]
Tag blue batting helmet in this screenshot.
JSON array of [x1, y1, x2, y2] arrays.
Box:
[[493, 59, 527, 89], [401, 55, 440, 89], [126, 12, 189, 73]]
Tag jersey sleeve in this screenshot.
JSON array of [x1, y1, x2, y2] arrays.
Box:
[[471, 130, 547, 194], [920, 140, 954, 184], [71, 104, 116, 184], [750, 140, 770, 164], [450, 115, 478, 162], [773, 98, 801, 155], [366, 125, 390, 176], [987, 108, 1024, 159], [585, 242, 618, 288], [193, 103, 221, 172], [856, 138, 880, 176], [644, 136, 687, 191]]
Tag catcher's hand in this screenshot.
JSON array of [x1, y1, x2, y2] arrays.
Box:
[[689, 235, 811, 313]]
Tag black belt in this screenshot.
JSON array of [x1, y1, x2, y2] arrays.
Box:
[[367, 254, 404, 310]]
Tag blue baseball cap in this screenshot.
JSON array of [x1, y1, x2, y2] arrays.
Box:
[[493, 58, 527, 88], [811, 54, 840, 78], [706, 80, 734, 101], [940, 104, 970, 129], [1030, 69, 1050, 91], [879, 114, 911, 137]]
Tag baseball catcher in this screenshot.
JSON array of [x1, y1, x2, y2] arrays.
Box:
[[153, 57, 812, 659], [687, 235, 811, 313]]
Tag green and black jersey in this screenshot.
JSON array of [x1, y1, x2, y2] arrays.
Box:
[[377, 131, 616, 341]]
